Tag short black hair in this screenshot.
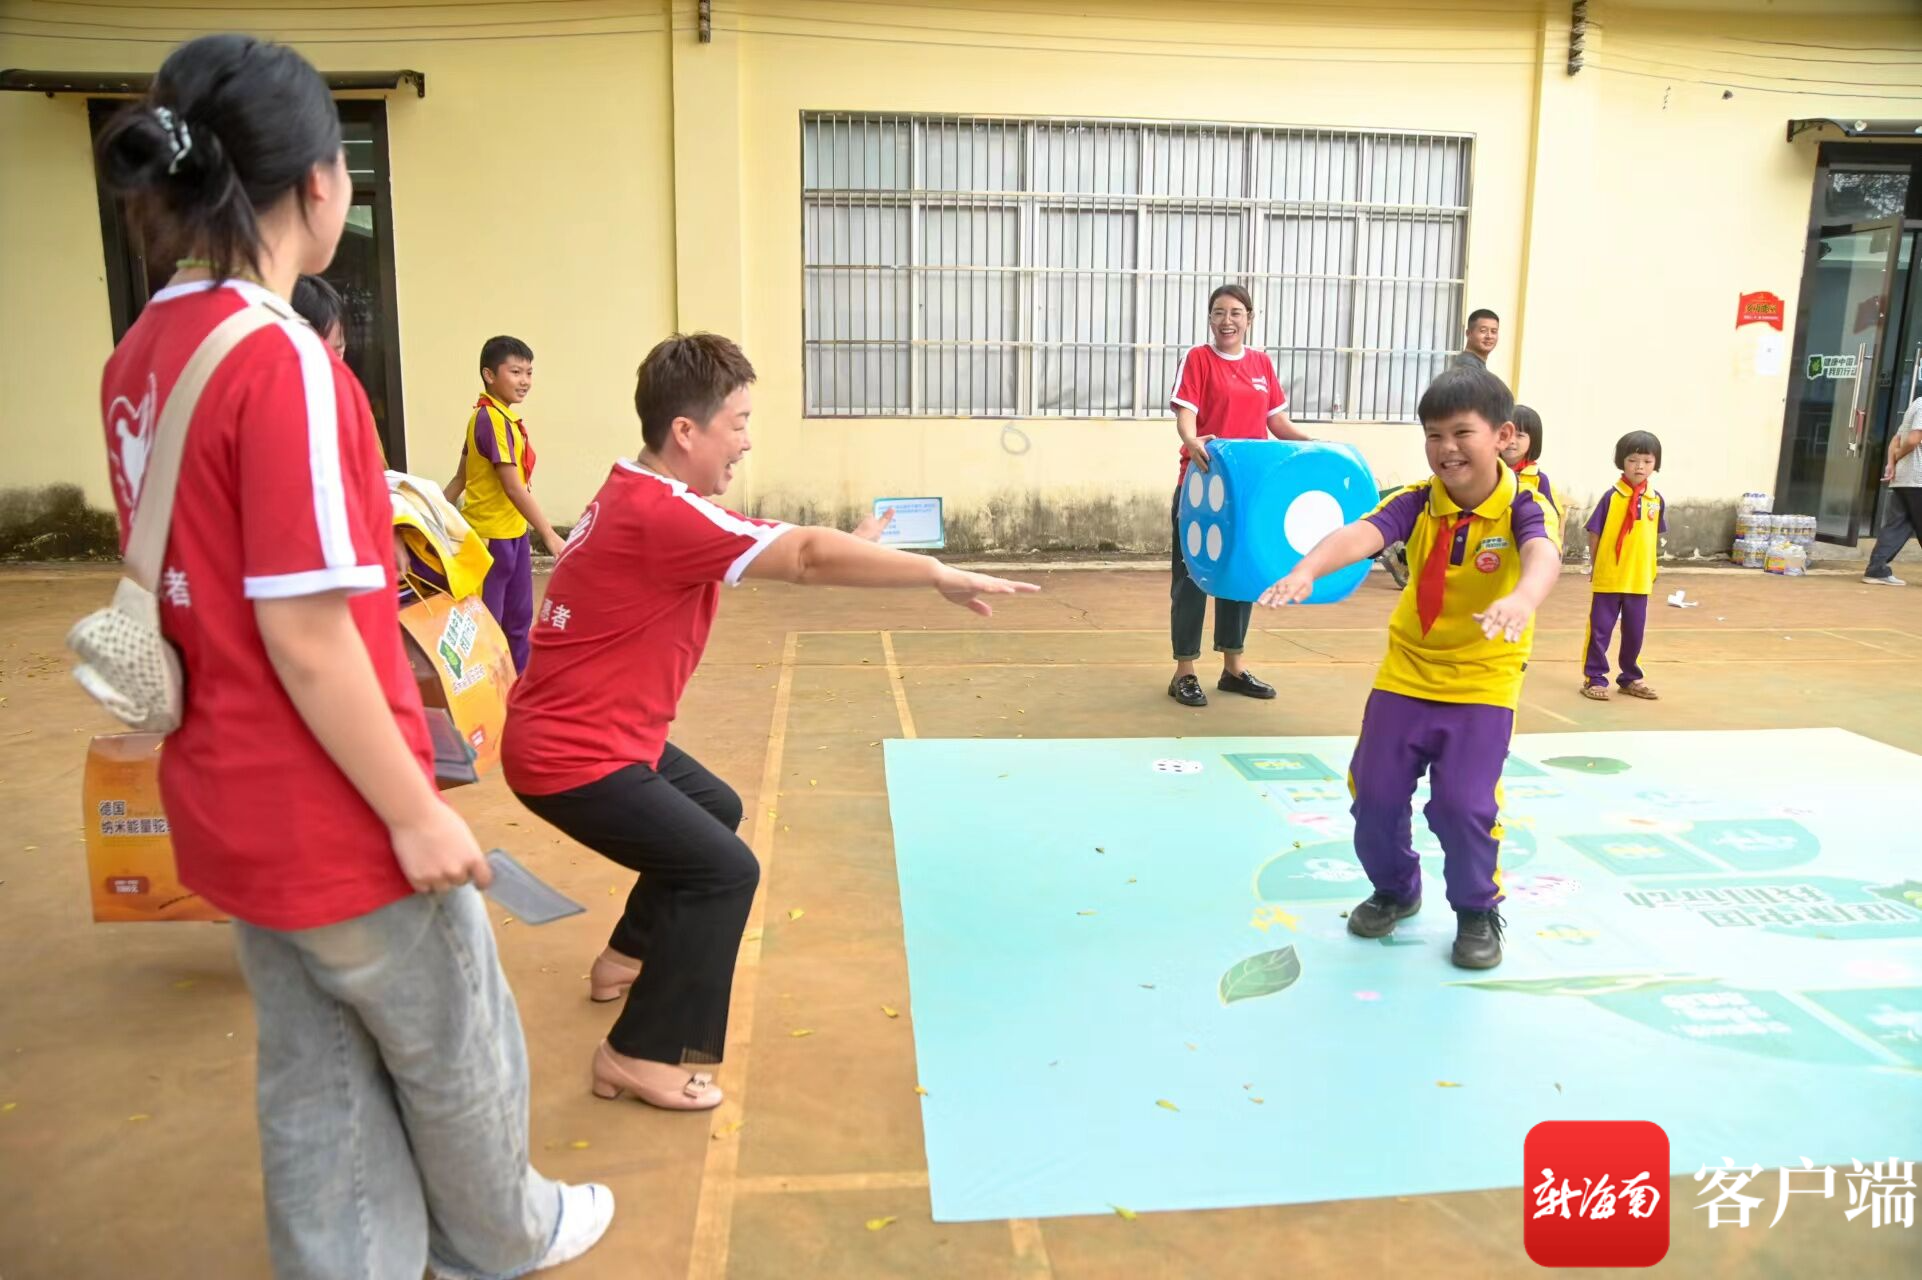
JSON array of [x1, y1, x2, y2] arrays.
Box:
[[1615, 430, 1662, 470], [634, 332, 758, 452], [1417, 365, 1514, 431], [1511, 404, 1543, 463], [480, 335, 533, 375], [291, 274, 343, 340], [1466, 308, 1499, 329]]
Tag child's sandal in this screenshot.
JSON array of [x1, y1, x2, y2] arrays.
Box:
[[1580, 684, 1611, 701], [1620, 681, 1659, 700]]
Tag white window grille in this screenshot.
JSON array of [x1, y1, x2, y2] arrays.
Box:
[[801, 113, 1472, 422]]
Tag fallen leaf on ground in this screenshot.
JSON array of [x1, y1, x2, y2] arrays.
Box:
[[172, 979, 196, 990], [1077, 910, 1097, 916], [1250, 1097, 1266, 1104], [913, 1085, 928, 1096], [744, 929, 763, 943], [127, 1114, 151, 1122], [1184, 1042, 1197, 1051], [1, 1102, 17, 1114], [1139, 983, 1155, 990], [1111, 1204, 1138, 1220], [865, 1216, 897, 1232], [881, 1005, 899, 1018], [1156, 1099, 1179, 1112], [1095, 846, 1105, 853], [1436, 1080, 1464, 1088], [569, 1140, 591, 1149], [790, 1029, 815, 1038], [787, 908, 805, 921], [711, 1120, 745, 1141]]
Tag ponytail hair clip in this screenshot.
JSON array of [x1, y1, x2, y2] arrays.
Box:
[[152, 105, 193, 175]]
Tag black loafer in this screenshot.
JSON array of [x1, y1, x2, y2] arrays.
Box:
[[1168, 674, 1208, 707], [1217, 670, 1277, 700]]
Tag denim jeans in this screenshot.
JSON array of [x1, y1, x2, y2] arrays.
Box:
[[234, 886, 561, 1280]]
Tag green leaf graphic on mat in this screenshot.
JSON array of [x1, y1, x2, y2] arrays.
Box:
[[1541, 755, 1631, 775], [1219, 947, 1302, 1005], [1451, 973, 1704, 998], [1870, 880, 1922, 912]]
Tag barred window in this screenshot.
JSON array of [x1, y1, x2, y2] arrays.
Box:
[[801, 114, 1471, 422]]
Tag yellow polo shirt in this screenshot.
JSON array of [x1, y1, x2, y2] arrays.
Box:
[[460, 392, 533, 540], [1586, 477, 1665, 595], [1365, 467, 1550, 710], [1515, 463, 1566, 548]]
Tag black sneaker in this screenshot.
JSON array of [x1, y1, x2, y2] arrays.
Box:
[[1217, 670, 1277, 700], [1347, 890, 1421, 938], [1452, 908, 1506, 969], [1168, 674, 1208, 707]]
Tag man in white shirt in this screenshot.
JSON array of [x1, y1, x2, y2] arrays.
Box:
[[1864, 394, 1922, 586]]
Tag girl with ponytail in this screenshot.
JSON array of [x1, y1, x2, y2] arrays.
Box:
[[96, 34, 612, 1279]]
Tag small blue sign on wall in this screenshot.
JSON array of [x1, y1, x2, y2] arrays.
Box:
[[873, 497, 945, 550]]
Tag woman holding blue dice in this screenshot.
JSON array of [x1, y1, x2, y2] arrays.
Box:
[[1167, 283, 1310, 707]]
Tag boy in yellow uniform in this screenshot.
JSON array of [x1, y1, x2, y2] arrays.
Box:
[[1261, 367, 1560, 968], [1581, 431, 1665, 701], [449, 336, 566, 672], [1503, 404, 1565, 548]]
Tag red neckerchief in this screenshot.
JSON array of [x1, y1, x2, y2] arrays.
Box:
[[1613, 477, 1647, 563], [476, 395, 535, 482]]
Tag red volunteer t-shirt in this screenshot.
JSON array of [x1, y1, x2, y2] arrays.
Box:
[[99, 279, 430, 930], [1170, 344, 1289, 476], [501, 462, 791, 795]]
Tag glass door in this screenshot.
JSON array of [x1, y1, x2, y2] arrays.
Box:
[[1779, 218, 1903, 542]]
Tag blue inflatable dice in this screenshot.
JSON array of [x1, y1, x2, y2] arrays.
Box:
[[1178, 439, 1378, 604]]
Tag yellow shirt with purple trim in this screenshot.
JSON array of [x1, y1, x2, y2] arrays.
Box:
[[461, 392, 533, 540], [1515, 463, 1565, 548], [1364, 467, 1550, 711], [1585, 477, 1666, 595]]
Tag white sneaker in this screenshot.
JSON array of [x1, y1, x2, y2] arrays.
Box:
[[1863, 573, 1906, 586], [432, 1183, 616, 1280], [535, 1182, 616, 1271]]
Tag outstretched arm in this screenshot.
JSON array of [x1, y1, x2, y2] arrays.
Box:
[[744, 526, 1037, 616], [1258, 519, 1387, 607]]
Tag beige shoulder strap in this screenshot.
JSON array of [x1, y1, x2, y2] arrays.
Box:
[[123, 299, 291, 587]]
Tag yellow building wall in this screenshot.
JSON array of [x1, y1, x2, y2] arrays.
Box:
[[0, 0, 678, 517], [4, 0, 1920, 546], [724, 0, 1542, 534]]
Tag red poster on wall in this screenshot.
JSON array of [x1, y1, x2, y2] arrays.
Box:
[[1736, 291, 1785, 331]]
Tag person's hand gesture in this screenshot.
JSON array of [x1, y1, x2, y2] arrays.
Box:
[[853, 507, 896, 542], [1259, 568, 1316, 609], [1185, 435, 1219, 472], [932, 566, 1039, 616], [391, 803, 493, 893], [1474, 593, 1534, 643]]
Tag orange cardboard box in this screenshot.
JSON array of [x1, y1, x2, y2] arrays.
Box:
[[82, 732, 225, 923], [81, 592, 515, 923]]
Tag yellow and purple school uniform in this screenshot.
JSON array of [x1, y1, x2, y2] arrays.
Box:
[[1348, 469, 1550, 912], [1583, 477, 1666, 688], [460, 392, 538, 671], [1515, 462, 1565, 548]]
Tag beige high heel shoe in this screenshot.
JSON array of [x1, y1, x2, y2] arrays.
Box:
[[588, 948, 641, 1003], [589, 1041, 724, 1111]]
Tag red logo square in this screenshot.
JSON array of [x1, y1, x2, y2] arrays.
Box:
[[1524, 1120, 1670, 1267]]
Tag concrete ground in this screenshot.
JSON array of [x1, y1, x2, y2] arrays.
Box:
[[1, 563, 1918, 1279]]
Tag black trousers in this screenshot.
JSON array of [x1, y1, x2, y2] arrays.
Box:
[[1170, 487, 1251, 661], [1865, 487, 1922, 577], [515, 744, 757, 1066]]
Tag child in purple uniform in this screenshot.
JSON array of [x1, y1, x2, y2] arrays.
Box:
[[1262, 367, 1561, 968]]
